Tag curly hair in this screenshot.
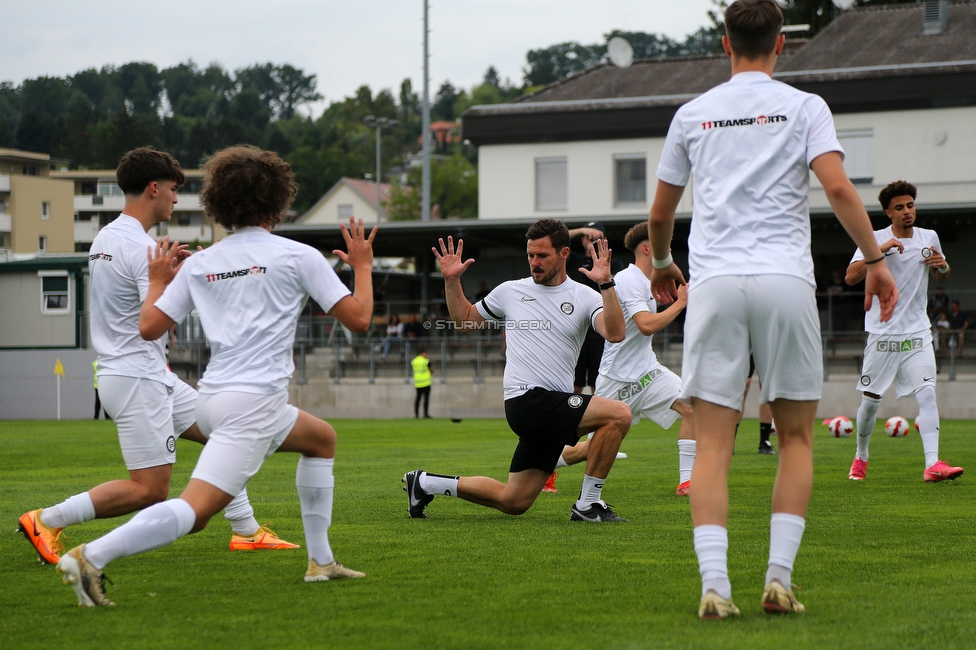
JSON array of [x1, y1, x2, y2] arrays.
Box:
[[623, 221, 649, 252], [201, 146, 297, 230], [525, 218, 570, 250], [878, 180, 917, 211], [116, 147, 185, 195]]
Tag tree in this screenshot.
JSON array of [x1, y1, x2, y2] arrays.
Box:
[[432, 82, 460, 121], [523, 42, 606, 87], [387, 154, 477, 221], [0, 82, 20, 148]]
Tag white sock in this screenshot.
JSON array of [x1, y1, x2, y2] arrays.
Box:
[[575, 474, 605, 509], [41, 492, 95, 529], [915, 385, 940, 468], [855, 395, 881, 461], [766, 512, 806, 587], [84, 499, 196, 571], [678, 439, 696, 484], [556, 454, 569, 468], [419, 472, 459, 497], [223, 488, 260, 537], [694, 525, 731, 599], [296, 457, 335, 566]]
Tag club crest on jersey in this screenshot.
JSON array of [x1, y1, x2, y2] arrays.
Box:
[[166, 435, 176, 453], [920, 247, 933, 258], [206, 266, 267, 283], [567, 395, 584, 408], [860, 375, 871, 386], [560, 302, 574, 315]]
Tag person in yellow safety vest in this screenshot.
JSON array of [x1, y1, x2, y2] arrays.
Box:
[[411, 349, 433, 419]]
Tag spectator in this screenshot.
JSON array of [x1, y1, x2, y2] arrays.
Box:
[[947, 300, 969, 354], [402, 313, 425, 339], [928, 286, 950, 322], [374, 314, 403, 358], [935, 311, 950, 354]]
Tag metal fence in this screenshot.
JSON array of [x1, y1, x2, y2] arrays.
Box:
[[86, 292, 975, 383]]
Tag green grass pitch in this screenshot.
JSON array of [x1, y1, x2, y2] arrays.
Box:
[[2, 417, 974, 649]]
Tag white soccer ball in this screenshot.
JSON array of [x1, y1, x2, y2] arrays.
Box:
[[914, 416, 920, 432], [828, 416, 853, 438], [885, 416, 910, 437]]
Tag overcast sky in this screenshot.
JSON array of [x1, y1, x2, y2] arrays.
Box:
[[2, 1, 715, 116]]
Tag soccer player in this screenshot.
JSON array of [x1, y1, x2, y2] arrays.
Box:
[[19, 147, 295, 567], [550, 222, 696, 496], [55, 146, 374, 607], [404, 218, 632, 522], [846, 180, 962, 483], [648, 0, 897, 618]]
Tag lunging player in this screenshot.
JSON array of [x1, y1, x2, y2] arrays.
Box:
[[56, 146, 374, 606], [846, 180, 962, 483], [649, 0, 897, 618], [20, 147, 295, 566], [404, 219, 632, 522]]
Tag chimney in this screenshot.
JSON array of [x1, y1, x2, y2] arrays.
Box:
[[923, 0, 948, 36]]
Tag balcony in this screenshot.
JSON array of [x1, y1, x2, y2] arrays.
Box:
[[0, 174, 9, 193], [0, 212, 11, 233], [75, 195, 125, 212], [74, 220, 100, 243]]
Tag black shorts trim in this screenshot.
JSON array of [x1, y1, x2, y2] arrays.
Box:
[[504, 388, 592, 473]]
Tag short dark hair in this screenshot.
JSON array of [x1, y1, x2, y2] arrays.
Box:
[[878, 180, 917, 211], [201, 146, 297, 230], [623, 222, 649, 252], [116, 147, 185, 195], [725, 0, 783, 60], [525, 218, 570, 250]]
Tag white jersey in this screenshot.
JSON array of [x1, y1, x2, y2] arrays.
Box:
[[154, 227, 351, 395], [851, 226, 942, 335], [656, 71, 843, 290], [476, 277, 604, 400], [89, 214, 175, 386], [599, 264, 663, 382]]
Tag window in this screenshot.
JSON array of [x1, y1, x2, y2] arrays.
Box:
[[97, 181, 124, 196], [177, 212, 192, 227], [338, 204, 354, 220], [614, 155, 647, 205], [38, 235, 47, 252], [23, 165, 38, 176], [837, 129, 874, 185], [42, 201, 50, 220], [535, 157, 568, 211], [39, 271, 70, 314]]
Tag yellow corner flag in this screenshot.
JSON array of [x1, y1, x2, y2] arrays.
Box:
[[54, 358, 65, 378]]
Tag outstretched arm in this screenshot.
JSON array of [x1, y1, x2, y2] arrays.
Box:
[[432, 236, 485, 331], [139, 237, 183, 340], [581, 238, 625, 343], [329, 216, 377, 333], [632, 284, 688, 336], [648, 180, 687, 305]]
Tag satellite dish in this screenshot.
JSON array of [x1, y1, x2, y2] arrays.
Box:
[[607, 37, 634, 68], [832, 0, 855, 9]]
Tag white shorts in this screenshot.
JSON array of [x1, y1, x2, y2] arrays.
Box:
[[857, 331, 936, 399], [191, 390, 300, 496], [98, 375, 197, 471], [595, 368, 682, 428], [681, 275, 823, 410]]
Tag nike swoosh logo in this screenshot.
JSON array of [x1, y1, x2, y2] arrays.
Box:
[[574, 511, 601, 522], [520, 296, 537, 302], [923, 377, 933, 382]]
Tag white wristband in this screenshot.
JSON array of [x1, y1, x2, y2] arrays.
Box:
[[652, 252, 673, 269], [937, 264, 949, 274]]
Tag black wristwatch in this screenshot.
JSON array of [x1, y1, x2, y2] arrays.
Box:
[[598, 279, 616, 291]]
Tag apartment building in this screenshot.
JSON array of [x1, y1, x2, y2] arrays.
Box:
[[0, 148, 74, 255]]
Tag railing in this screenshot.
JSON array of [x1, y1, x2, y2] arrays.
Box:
[[80, 294, 976, 384]]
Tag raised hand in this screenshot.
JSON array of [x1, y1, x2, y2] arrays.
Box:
[[651, 263, 686, 305], [880, 238, 904, 255], [578, 237, 612, 285], [333, 216, 377, 271], [147, 237, 185, 286], [432, 236, 475, 279]]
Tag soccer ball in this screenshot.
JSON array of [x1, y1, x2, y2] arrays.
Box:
[[885, 416, 910, 437], [828, 416, 853, 438], [914, 416, 920, 431]]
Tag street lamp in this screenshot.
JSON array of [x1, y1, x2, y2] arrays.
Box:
[[363, 115, 399, 220]]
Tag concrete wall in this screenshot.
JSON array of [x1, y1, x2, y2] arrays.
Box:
[[478, 105, 976, 221], [302, 185, 378, 224], [0, 271, 78, 347], [0, 349, 97, 419], [9, 175, 74, 253]]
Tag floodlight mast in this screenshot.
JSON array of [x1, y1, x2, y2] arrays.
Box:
[[422, 0, 431, 223], [364, 115, 398, 221]]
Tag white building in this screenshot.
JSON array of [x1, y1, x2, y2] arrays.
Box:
[[52, 169, 221, 250], [463, 1, 976, 290], [297, 177, 392, 225]]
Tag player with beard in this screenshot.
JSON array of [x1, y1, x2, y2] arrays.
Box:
[[403, 218, 632, 522]]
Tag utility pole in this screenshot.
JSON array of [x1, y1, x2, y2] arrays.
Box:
[[363, 115, 398, 221], [422, 0, 431, 223]]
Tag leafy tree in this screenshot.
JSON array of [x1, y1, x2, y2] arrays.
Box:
[[523, 42, 606, 87], [387, 154, 477, 221], [0, 82, 20, 148], [432, 82, 460, 121]]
